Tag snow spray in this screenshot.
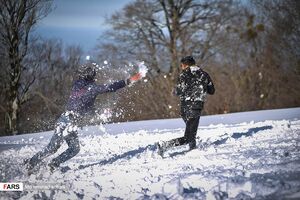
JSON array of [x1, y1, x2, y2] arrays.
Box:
[[137, 61, 148, 78]]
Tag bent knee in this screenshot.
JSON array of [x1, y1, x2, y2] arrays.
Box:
[[45, 145, 60, 154], [75, 145, 80, 154], [71, 144, 80, 155]]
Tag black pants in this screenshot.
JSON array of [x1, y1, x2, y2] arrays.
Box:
[[165, 116, 200, 149], [29, 111, 80, 167]]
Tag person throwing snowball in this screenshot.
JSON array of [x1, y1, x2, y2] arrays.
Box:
[[25, 60, 143, 173]]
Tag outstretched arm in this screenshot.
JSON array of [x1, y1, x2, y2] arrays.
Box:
[[95, 73, 143, 94], [106, 80, 128, 92], [95, 80, 127, 94]]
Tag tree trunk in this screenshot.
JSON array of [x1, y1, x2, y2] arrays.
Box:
[[169, 40, 180, 83], [0, 0, 53, 135], [11, 98, 19, 135], [6, 61, 21, 135], [5, 97, 19, 135]]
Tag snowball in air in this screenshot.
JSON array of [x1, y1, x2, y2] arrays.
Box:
[[138, 61, 148, 77], [86, 55, 90, 60]]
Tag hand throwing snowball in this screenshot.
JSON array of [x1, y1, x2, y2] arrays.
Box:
[[25, 60, 143, 173], [157, 56, 215, 156]]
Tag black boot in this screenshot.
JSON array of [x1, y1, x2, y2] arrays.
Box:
[[156, 142, 167, 157], [189, 140, 196, 150]]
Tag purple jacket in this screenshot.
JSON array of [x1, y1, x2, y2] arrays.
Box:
[[66, 78, 127, 115]]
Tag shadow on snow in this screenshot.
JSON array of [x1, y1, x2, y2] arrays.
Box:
[[169, 125, 273, 157], [78, 144, 157, 170], [78, 125, 273, 168], [212, 125, 273, 146]]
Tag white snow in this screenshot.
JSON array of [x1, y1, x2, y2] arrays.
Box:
[[0, 107, 299, 199], [138, 61, 148, 77]]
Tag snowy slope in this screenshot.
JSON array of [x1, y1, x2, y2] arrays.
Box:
[[0, 108, 299, 199]]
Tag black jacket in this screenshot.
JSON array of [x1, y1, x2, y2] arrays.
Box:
[[175, 66, 215, 118], [66, 78, 127, 115]]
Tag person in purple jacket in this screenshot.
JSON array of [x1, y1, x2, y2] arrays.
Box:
[[26, 61, 142, 172]]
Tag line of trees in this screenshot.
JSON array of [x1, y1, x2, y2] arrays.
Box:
[[95, 0, 300, 122], [0, 0, 299, 136]]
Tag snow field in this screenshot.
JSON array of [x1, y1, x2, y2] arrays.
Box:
[[0, 116, 299, 199]]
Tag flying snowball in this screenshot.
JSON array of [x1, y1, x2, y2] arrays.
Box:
[[138, 61, 148, 77]]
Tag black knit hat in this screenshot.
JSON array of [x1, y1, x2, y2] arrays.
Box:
[[78, 61, 96, 81], [180, 56, 196, 66]]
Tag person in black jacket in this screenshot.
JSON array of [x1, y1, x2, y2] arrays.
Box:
[[25, 61, 142, 172], [158, 56, 215, 155]]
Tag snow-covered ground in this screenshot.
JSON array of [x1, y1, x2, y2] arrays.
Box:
[[0, 108, 299, 199]]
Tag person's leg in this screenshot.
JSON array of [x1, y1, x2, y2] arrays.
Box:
[[158, 115, 188, 154], [164, 136, 186, 147], [49, 131, 80, 167], [184, 116, 200, 149], [27, 113, 70, 169], [28, 132, 64, 167]]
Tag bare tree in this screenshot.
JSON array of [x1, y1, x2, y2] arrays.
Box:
[[94, 0, 238, 121], [0, 0, 52, 134], [18, 39, 83, 134], [101, 0, 235, 79]]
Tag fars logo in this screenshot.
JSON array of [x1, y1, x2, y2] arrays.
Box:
[[0, 183, 23, 191]]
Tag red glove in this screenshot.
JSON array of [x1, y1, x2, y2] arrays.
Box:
[[130, 73, 142, 82]]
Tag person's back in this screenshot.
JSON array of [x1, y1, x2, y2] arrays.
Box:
[[157, 56, 215, 155], [66, 78, 98, 115], [176, 65, 215, 119]]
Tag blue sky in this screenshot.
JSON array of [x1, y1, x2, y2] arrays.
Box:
[[35, 0, 133, 52]]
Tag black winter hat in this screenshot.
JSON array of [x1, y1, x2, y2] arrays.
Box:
[[78, 62, 97, 80], [180, 56, 196, 66]]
